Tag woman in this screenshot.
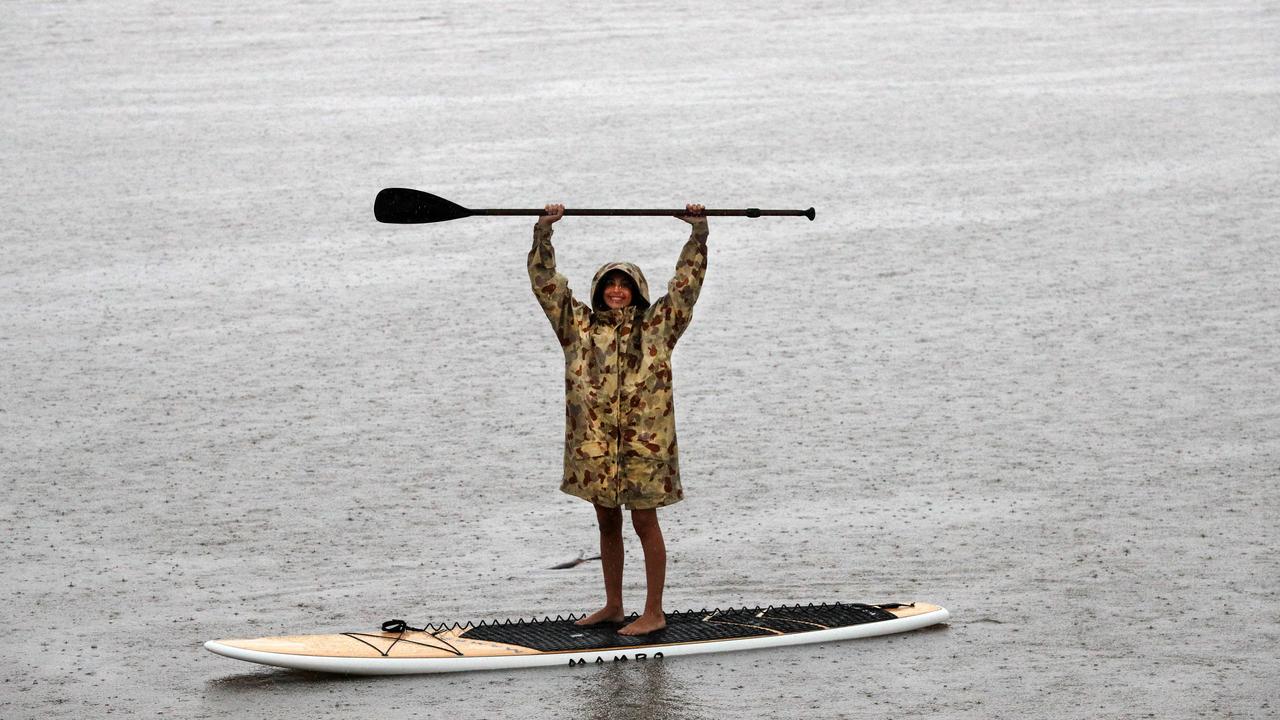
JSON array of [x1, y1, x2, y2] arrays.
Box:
[[528, 202, 708, 635]]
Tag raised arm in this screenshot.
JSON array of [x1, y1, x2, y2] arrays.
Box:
[[646, 204, 708, 345], [528, 204, 587, 348]]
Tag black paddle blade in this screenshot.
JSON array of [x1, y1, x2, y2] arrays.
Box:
[[374, 188, 474, 224]]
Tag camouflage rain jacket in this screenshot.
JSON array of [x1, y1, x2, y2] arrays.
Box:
[[529, 222, 708, 509]]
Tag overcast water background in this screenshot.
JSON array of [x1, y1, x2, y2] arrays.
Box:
[[2, 1, 1278, 718]]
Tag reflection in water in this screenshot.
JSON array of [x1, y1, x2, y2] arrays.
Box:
[[574, 659, 706, 720], [205, 668, 368, 691]]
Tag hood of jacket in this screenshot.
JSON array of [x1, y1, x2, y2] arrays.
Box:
[[590, 262, 651, 312]]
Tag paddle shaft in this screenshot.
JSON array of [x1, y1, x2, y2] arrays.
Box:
[[474, 208, 812, 219]]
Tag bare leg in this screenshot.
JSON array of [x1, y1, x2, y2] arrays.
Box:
[[618, 508, 667, 635], [576, 503, 625, 626]]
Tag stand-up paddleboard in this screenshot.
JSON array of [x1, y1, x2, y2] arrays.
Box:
[[205, 601, 949, 675]]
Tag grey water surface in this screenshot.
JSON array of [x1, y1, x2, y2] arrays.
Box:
[[2, 1, 1277, 718]]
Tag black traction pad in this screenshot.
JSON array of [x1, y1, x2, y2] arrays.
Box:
[[458, 602, 897, 652]]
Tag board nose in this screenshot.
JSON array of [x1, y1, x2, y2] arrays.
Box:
[[204, 639, 234, 657]]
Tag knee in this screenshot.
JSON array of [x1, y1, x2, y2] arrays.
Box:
[[597, 507, 623, 535], [630, 510, 662, 541]]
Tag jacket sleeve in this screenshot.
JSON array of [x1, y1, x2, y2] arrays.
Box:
[[646, 225, 709, 346], [528, 223, 588, 348]]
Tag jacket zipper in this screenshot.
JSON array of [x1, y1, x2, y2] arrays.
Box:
[[614, 320, 623, 490]]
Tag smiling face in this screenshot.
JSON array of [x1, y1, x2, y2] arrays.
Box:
[[600, 271, 635, 310]]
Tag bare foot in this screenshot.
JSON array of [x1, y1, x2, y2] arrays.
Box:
[[617, 611, 666, 636], [575, 606, 625, 626]]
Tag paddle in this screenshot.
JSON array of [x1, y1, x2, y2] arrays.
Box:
[[374, 188, 816, 224]]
